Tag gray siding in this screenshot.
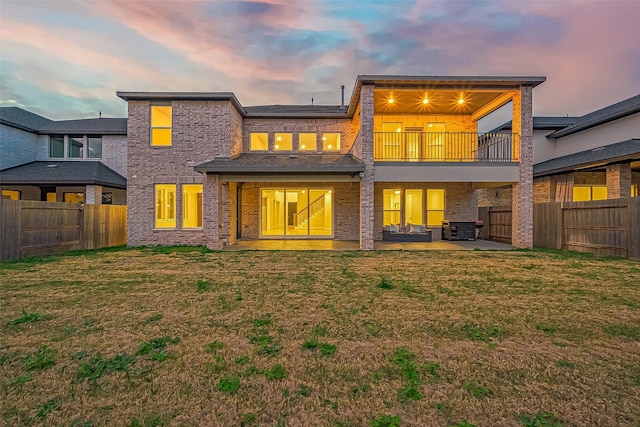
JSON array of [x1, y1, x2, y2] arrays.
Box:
[[0, 125, 39, 170]]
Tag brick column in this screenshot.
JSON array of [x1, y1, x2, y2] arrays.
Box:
[[606, 163, 632, 199], [359, 84, 375, 250], [511, 86, 534, 248], [220, 181, 230, 246], [205, 174, 221, 250], [85, 185, 102, 204]]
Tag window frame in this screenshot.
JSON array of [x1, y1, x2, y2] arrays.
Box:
[[298, 133, 317, 151], [150, 105, 173, 147], [68, 135, 84, 158], [49, 136, 65, 158], [2, 190, 20, 200], [182, 184, 203, 229], [274, 133, 293, 151], [87, 136, 103, 158], [250, 132, 269, 151], [383, 188, 445, 227], [154, 184, 177, 229], [322, 132, 341, 151]]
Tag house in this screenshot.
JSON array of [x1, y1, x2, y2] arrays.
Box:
[[481, 94, 640, 206], [117, 75, 544, 250], [0, 107, 128, 204]]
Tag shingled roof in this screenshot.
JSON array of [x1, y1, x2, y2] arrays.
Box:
[[548, 94, 640, 138], [38, 118, 127, 135], [492, 116, 579, 132], [0, 161, 126, 188], [534, 139, 640, 177], [243, 105, 348, 118], [195, 153, 364, 174], [0, 107, 52, 132]]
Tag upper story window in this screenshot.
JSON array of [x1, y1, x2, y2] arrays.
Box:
[[274, 133, 292, 151], [49, 136, 64, 158], [88, 137, 102, 158], [151, 106, 172, 146], [69, 136, 84, 158], [299, 133, 317, 151], [250, 133, 268, 151], [322, 133, 341, 151]]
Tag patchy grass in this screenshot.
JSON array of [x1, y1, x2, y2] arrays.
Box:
[[0, 247, 639, 425]]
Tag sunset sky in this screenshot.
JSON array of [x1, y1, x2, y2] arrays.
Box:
[[1, 0, 639, 121]]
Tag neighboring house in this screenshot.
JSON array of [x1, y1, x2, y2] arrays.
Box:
[[0, 107, 128, 204], [118, 75, 544, 250], [482, 94, 640, 206]]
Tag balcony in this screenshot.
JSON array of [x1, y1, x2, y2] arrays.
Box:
[[373, 132, 518, 162]]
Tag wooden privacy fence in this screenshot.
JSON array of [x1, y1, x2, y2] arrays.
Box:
[[1, 200, 127, 262], [479, 198, 640, 259]]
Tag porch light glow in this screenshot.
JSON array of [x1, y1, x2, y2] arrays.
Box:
[[388, 97, 394, 104], [396, 127, 401, 132], [422, 98, 428, 104], [458, 98, 464, 104]]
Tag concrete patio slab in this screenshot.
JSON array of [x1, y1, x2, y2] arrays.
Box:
[[221, 239, 513, 251]]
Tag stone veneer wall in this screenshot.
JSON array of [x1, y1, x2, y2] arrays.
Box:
[[239, 182, 360, 241], [359, 85, 375, 249], [606, 163, 632, 199], [127, 100, 238, 248]]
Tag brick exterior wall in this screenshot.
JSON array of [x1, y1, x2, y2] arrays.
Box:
[[85, 185, 102, 204], [606, 163, 632, 199], [373, 114, 477, 132], [126, 100, 237, 247], [511, 86, 534, 248], [477, 187, 513, 206], [239, 182, 360, 240], [359, 84, 375, 249]]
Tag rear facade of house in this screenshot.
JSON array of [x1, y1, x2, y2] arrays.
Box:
[[119, 75, 543, 249]]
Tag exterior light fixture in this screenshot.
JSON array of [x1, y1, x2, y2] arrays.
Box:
[[422, 98, 428, 104], [388, 98, 394, 104], [458, 98, 464, 104]]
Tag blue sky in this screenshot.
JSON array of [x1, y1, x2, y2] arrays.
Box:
[[1, 0, 639, 120]]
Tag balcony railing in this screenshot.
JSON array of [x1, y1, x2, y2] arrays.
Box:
[[373, 132, 518, 162]]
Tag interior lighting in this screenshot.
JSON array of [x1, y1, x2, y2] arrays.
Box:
[[395, 190, 401, 195], [275, 144, 279, 149], [277, 136, 282, 141], [301, 144, 306, 149], [327, 144, 332, 149]]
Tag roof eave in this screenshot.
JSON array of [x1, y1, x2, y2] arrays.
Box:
[[549, 106, 640, 138], [116, 91, 246, 116]]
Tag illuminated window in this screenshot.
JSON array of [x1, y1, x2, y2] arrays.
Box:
[[69, 136, 84, 158], [274, 133, 293, 151], [573, 186, 607, 201], [322, 133, 341, 151], [383, 189, 401, 226], [2, 190, 20, 200], [46, 193, 57, 202], [405, 189, 423, 225], [426, 189, 445, 226], [151, 106, 172, 146], [299, 133, 317, 151], [88, 137, 102, 158], [182, 184, 203, 228], [250, 133, 268, 151], [64, 192, 84, 204], [155, 184, 176, 228], [49, 136, 64, 158]]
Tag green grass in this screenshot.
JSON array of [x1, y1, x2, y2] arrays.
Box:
[[0, 248, 638, 425]]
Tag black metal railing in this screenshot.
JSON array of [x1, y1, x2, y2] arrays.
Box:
[[373, 132, 518, 162]]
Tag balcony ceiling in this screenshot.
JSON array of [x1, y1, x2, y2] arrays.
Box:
[[374, 89, 511, 115]]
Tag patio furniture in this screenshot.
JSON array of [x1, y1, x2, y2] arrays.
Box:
[[383, 224, 433, 242]]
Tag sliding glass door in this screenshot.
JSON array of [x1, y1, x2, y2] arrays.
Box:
[[260, 188, 333, 237]]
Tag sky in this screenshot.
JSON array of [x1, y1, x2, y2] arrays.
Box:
[[1, 0, 639, 122]]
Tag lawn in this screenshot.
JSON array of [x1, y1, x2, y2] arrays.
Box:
[[0, 247, 639, 427]]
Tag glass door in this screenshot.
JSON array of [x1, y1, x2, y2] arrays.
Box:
[[260, 189, 333, 237]]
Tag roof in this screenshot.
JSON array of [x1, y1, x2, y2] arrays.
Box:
[[116, 91, 245, 116], [243, 105, 348, 118], [0, 161, 127, 188], [534, 139, 640, 177], [548, 94, 640, 138], [0, 107, 52, 132], [195, 153, 365, 174], [492, 116, 579, 132], [38, 118, 127, 135]]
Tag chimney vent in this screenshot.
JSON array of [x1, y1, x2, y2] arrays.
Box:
[[340, 85, 345, 109]]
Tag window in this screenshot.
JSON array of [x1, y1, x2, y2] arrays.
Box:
[[274, 133, 293, 151], [383, 189, 401, 226], [2, 190, 20, 200], [88, 137, 102, 158], [46, 193, 57, 202], [322, 133, 340, 151], [64, 192, 84, 204], [155, 184, 176, 228], [299, 133, 317, 151], [151, 106, 172, 146], [573, 186, 607, 201], [250, 133, 268, 151], [261, 188, 332, 237], [68, 136, 84, 158], [49, 136, 64, 158], [383, 188, 445, 227], [426, 189, 445, 226], [182, 184, 203, 228], [102, 192, 113, 204]]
